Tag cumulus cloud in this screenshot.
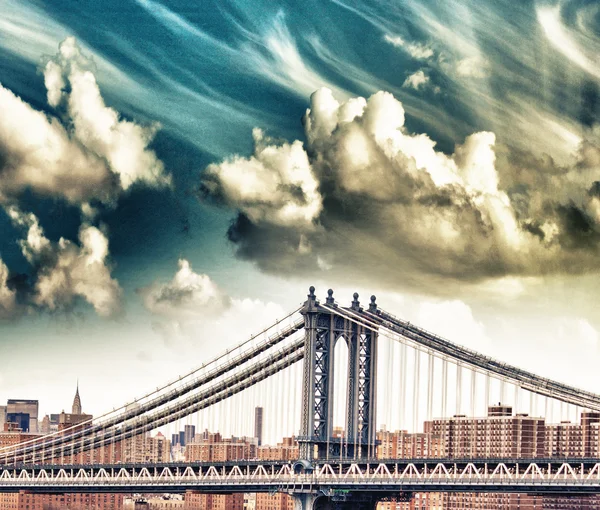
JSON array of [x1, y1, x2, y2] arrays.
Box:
[[202, 128, 322, 228], [384, 34, 434, 60], [201, 87, 600, 294], [0, 37, 170, 209], [139, 259, 286, 346], [0, 37, 173, 319], [138, 258, 231, 320], [403, 70, 430, 90], [8, 208, 122, 317], [0, 258, 17, 319]]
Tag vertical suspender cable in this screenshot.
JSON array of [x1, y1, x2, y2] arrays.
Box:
[[485, 373, 490, 414], [442, 358, 448, 419], [427, 351, 434, 423], [456, 363, 462, 416], [386, 337, 394, 431], [400, 341, 407, 429], [413, 349, 420, 434]]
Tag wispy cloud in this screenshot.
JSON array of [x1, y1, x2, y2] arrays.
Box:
[[537, 6, 600, 81]]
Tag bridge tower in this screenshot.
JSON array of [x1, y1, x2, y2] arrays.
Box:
[[298, 287, 379, 461]]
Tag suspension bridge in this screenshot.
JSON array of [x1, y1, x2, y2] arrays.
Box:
[[1, 287, 600, 510]]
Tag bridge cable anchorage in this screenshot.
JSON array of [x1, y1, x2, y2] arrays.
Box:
[[0, 309, 304, 464]]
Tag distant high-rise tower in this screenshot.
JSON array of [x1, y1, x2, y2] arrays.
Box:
[[184, 425, 196, 446], [72, 383, 82, 415], [6, 400, 39, 433], [254, 407, 263, 446]]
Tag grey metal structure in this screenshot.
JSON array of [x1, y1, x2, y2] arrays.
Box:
[[3, 459, 600, 503], [298, 288, 378, 461]]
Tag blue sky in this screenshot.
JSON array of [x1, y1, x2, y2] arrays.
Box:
[[1, 0, 600, 419]]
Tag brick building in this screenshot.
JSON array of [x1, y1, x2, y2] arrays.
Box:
[[423, 406, 546, 458], [184, 492, 244, 510], [185, 431, 256, 462], [255, 493, 294, 510], [122, 432, 171, 463], [377, 430, 445, 459], [257, 436, 298, 461], [376, 405, 600, 510], [0, 386, 125, 510], [0, 491, 123, 509]]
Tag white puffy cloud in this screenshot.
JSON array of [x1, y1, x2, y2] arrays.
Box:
[[44, 38, 170, 191], [403, 70, 430, 90], [202, 87, 600, 293], [139, 259, 288, 347], [0, 37, 170, 209], [0, 258, 17, 319], [138, 258, 231, 320], [0, 37, 173, 319], [0, 85, 116, 205], [8, 208, 121, 317], [203, 128, 322, 228], [384, 34, 434, 60]]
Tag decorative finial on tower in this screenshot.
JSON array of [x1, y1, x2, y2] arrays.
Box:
[[351, 292, 360, 310], [72, 381, 82, 415], [302, 286, 319, 313], [369, 295, 377, 313], [326, 288, 334, 305]]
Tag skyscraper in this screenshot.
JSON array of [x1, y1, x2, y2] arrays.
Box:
[[58, 385, 92, 432], [72, 382, 82, 415], [184, 424, 196, 446], [6, 400, 38, 433], [254, 407, 263, 446]]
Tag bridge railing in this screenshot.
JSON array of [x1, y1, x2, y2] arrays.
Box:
[[2, 461, 600, 491]]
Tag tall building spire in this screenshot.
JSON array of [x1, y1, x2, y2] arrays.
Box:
[[72, 381, 82, 415]]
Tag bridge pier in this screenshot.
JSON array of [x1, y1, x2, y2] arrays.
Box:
[[292, 493, 318, 510], [292, 492, 384, 510]]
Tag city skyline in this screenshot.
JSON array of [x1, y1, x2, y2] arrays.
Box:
[[5, 390, 600, 455]]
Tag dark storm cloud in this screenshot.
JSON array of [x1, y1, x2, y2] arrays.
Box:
[[202, 88, 600, 294]]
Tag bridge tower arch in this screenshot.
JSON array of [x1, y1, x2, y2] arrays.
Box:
[[298, 287, 378, 461]]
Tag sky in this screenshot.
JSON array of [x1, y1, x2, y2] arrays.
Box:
[[0, 0, 600, 421]]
